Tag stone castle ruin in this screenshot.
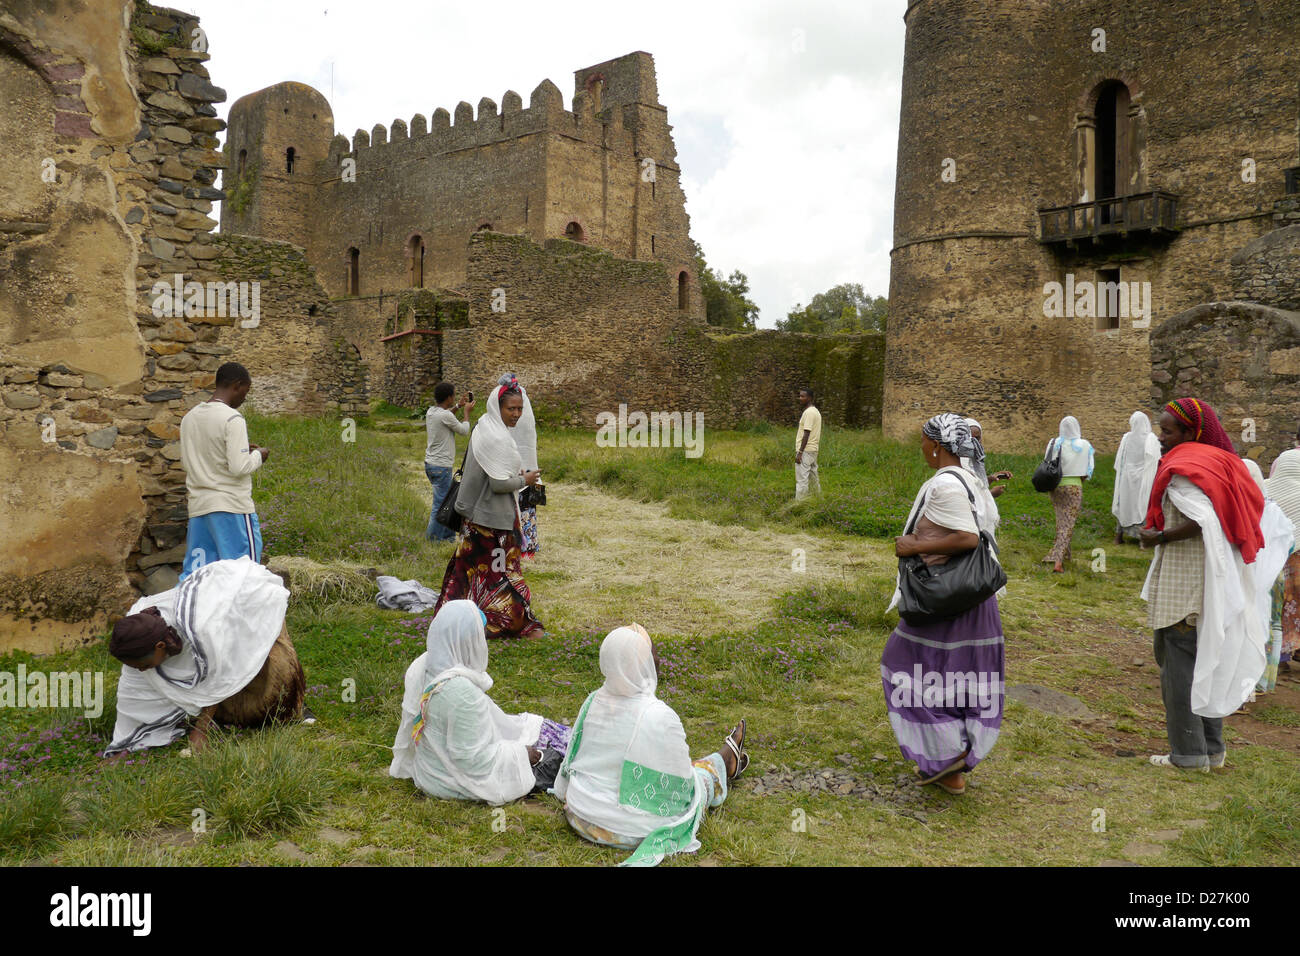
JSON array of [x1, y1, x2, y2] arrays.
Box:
[[0, 2, 880, 654], [885, 0, 1300, 453]]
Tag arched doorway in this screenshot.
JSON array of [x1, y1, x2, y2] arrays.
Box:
[[407, 234, 425, 287]]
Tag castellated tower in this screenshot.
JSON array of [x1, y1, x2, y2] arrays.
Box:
[[220, 51, 696, 304], [885, 0, 1300, 450], [221, 82, 334, 246]]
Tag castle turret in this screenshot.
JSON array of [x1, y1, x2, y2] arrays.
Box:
[[220, 82, 334, 243]]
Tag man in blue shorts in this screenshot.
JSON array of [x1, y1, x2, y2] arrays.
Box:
[[178, 362, 269, 580]]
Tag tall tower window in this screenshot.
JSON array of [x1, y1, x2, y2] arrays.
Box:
[[678, 271, 688, 310], [237, 149, 247, 176], [286, 146, 296, 174], [408, 234, 425, 287], [347, 247, 359, 296]]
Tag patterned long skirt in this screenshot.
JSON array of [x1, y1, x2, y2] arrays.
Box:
[[881, 596, 1005, 779], [435, 519, 544, 639], [1282, 550, 1300, 660], [520, 504, 540, 558], [1044, 485, 1082, 564]]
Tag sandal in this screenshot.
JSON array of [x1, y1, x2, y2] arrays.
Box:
[[916, 751, 969, 786], [936, 771, 966, 795], [723, 719, 749, 779]]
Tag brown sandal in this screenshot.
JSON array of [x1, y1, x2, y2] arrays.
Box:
[[936, 771, 966, 795], [916, 752, 969, 787]]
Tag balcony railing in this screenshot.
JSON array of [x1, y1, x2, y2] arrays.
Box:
[[1039, 191, 1180, 244]]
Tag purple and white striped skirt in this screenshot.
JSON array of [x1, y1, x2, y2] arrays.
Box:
[[881, 595, 1005, 779]]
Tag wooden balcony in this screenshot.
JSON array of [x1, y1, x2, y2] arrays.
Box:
[[1039, 191, 1180, 245]]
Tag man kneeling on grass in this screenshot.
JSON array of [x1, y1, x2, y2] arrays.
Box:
[[103, 557, 311, 756]]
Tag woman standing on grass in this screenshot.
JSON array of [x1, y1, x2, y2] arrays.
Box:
[[498, 372, 541, 559], [882, 413, 1004, 797], [1043, 415, 1095, 572], [390, 600, 569, 803], [433, 378, 544, 639], [1112, 410, 1161, 544]]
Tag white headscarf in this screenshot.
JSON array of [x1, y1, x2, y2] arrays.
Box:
[[1047, 415, 1094, 478], [1266, 449, 1300, 547], [598, 626, 658, 698], [498, 373, 538, 472], [1112, 411, 1161, 527], [469, 384, 524, 481], [960, 417, 988, 485], [424, 599, 492, 692]]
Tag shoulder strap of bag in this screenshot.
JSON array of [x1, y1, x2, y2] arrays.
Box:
[[455, 427, 472, 477]]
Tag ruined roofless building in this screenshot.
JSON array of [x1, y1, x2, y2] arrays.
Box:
[[885, 0, 1300, 451], [220, 52, 695, 305]]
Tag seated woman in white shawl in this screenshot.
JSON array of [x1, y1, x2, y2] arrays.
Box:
[[1112, 410, 1161, 544], [553, 624, 748, 867], [390, 600, 570, 804], [104, 556, 306, 756]]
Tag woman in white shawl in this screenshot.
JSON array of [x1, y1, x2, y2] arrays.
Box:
[[1043, 415, 1095, 572], [390, 600, 569, 803], [103, 557, 305, 755], [553, 624, 748, 867], [433, 378, 544, 639], [1112, 410, 1161, 544], [498, 372, 541, 559]]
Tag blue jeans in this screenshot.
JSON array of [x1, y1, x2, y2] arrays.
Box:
[[425, 463, 455, 540]]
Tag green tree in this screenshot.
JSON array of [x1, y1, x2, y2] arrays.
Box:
[[778, 282, 887, 334], [689, 239, 759, 331]]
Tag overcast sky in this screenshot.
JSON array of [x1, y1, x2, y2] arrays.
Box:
[[191, 0, 906, 327]]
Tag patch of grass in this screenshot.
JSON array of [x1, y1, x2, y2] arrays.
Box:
[[1251, 705, 1300, 728], [0, 778, 70, 852], [189, 729, 335, 839]]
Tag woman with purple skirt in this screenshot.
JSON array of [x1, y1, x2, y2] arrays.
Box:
[[882, 413, 1005, 796]]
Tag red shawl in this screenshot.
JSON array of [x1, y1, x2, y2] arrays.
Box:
[[1145, 442, 1265, 563]]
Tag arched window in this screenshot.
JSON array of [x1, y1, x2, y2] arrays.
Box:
[[237, 149, 247, 176], [347, 247, 359, 296], [286, 146, 296, 174], [678, 271, 688, 310], [407, 234, 425, 287], [565, 221, 585, 242]]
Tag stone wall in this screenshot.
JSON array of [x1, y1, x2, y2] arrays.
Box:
[[1151, 302, 1300, 465], [1232, 224, 1300, 313], [886, 0, 1300, 452]]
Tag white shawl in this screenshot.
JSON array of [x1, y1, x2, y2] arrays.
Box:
[[1141, 477, 1294, 717], [389, 600, 541, 804], [1046, 416, 1095, 478], [104, 557, 288, 755], [498, 376, 539, 473], [468, 385, 524, 481], [886, 466, 1002, 612], [1111, 411, 1161, 527], [553, 627, 707, 848]]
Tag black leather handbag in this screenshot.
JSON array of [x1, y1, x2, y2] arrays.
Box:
[[1031, 438, 1064, 493], [897, 470, 1007, 626], [435, 443, 470, 533]]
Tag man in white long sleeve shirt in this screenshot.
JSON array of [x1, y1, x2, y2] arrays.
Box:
[[178, 362, 269, 580]]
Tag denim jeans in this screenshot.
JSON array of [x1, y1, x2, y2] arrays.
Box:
[[425, 463, 455, 541], [1154, 619, 1224, 767]]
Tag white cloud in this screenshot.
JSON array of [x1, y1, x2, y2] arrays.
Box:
[[193, 0, 905, 326]]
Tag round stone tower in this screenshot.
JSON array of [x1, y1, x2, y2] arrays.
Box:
[[220, 81, 333, 244], [885, 0, 1300, 451]]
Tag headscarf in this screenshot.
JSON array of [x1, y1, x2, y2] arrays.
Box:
[[468, 382, 524, 481], [1165, 397, 1237, 454], [498, 372, 538, 472], [407, 600, 492, 746], [961, 417, 988, 485], [1242, 457, 1266, 497], [1046, 415, 1095, 479], [424, 600, 492, 692], [1267, 449, 1300, 545], [597, 625, 657, 698], [922, 413, 975, 459]]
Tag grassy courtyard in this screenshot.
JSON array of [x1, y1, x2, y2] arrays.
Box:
[[2, 409, 1298, 866]]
